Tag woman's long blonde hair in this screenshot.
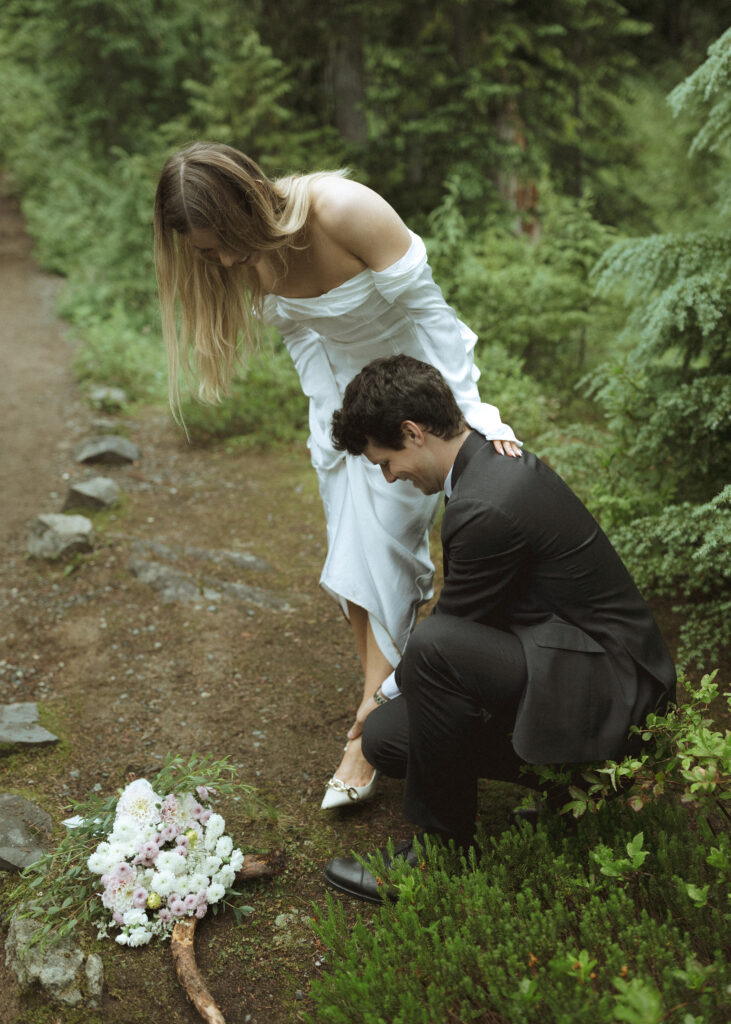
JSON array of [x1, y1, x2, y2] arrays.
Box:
[[153, 141, 340, 419]]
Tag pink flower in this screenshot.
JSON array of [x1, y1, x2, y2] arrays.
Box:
[[113, 911, 124, 926], [196, 786, 209, 802], [174, 845, 187, 859], [195, 903, 208, 919], [159, 908, 172, 923], [111, 862, 134, 883], [132, 887, 148, 908], [184, 894, 199, 911], [160, 794, 181, 822], [190, 802, 204, 820], [170, 898, 187, 917], [160, 823, 178, 843], [199, 809, 212, 825], [175, 835, 189, 847]]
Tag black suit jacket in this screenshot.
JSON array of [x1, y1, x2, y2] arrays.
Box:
[[434, 431, 676, 764]]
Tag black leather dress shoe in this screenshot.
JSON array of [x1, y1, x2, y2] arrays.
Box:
[[323, 838, 421, 904]]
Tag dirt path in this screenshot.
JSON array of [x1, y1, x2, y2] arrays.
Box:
[[0, 193, 80, 538], [2, 188, 486, 1024]]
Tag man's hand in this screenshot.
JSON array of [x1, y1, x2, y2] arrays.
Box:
[[492, 439, 522, 458]]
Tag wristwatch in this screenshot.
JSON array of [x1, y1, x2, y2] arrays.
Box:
[[373, 686, 390, 706]]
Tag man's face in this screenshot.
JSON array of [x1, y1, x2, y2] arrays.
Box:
[[363, 436, 444, 495]]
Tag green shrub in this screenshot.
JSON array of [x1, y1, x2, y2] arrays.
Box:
[[309, 674, 730, 1024], [179, 345, 308, 446]]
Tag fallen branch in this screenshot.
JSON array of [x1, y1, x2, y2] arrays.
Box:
[[171, 850, 285, 1024]]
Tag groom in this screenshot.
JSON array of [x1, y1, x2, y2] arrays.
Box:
[[324, 354, 675, 903]]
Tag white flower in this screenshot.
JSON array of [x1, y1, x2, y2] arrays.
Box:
[[115, 779, 162, 829], [127, 926, 152, 947], [205, 814, 225, 842], [87, 843, 117, 875], [122, 909, 148, 928], [150, 870, 177, 897], [204, 855, 222, 875], [155, 850, 187, 876], [184, 872, 209, 894], [115, 933, 129, 945], [109, 818, 146, 851], [216, 865, 235, 889], [206, 882, 225, 904], [229, 848, 244, 872], [215, 836, 233, 859]]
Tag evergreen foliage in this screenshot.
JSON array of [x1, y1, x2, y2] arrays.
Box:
[[559, 29, 731, 667], [309, 674, 729, 1023]]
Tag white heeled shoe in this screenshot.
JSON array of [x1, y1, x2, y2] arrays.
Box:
[[320, 770, 378, 810]]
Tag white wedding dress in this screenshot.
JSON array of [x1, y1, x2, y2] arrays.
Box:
[[263, 231, 518, 667]]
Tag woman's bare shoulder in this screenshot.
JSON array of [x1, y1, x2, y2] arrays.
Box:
[[309, 177, 410, 269]]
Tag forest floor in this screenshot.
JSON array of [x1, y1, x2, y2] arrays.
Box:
[[0, 190, 531, 1024]]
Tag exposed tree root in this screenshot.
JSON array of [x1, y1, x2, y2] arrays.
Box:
[[171, 850, 285, 1024]]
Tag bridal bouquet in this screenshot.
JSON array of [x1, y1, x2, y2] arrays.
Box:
[[87, 778, 244, 946]]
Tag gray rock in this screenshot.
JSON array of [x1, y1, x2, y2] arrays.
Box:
[[128, 559, 220, 603], [131, 538, 270, 572], [186, 545, 271, 572], [0, 793, 53, 871], [89, 417, 120, 434], [89, 385, 127, 409], [75, 435, 139, 465], [62, 476, 121, 512], [128, 557, 293, 610], [26, 513, 94, 559], [85, 953, 105, 1004], [5, 912, 94, 1006], [0, 703, 59, 748]]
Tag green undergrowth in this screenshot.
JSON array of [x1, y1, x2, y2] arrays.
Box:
[[179, 345, 308, 446], [309, 801, 728, 1024], [309, 675, 730, 1024]]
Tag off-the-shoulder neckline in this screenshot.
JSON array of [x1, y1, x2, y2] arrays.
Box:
[[265, 230, 422, 303]]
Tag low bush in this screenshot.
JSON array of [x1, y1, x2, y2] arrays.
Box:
[[309, 674, 729, 1024], [179, 345, 308, 446]]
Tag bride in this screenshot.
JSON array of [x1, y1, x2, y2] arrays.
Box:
[[153, 142, 521, 808]]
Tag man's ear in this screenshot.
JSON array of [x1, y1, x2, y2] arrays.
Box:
[[400, 420, 426, 446]]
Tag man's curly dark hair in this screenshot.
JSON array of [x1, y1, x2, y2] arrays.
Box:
[[331, 355, 465, 455]]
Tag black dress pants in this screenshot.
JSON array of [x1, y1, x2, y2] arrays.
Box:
[[362, 614, 530, 849]]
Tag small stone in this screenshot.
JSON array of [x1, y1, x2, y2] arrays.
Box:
[[62, 476, 121, 512], [89, 385, 127, 409], [85, 953, 104, 1001], [27, 514, 94, 560], [75, 435, 139, 465], [0, 703, 58, 747], [0, 794, 53, 871]]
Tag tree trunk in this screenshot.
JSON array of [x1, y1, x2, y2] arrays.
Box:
[[327, 12, 368, 144]]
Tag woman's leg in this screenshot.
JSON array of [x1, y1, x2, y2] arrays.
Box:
[[330, 602, 393, 786]]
